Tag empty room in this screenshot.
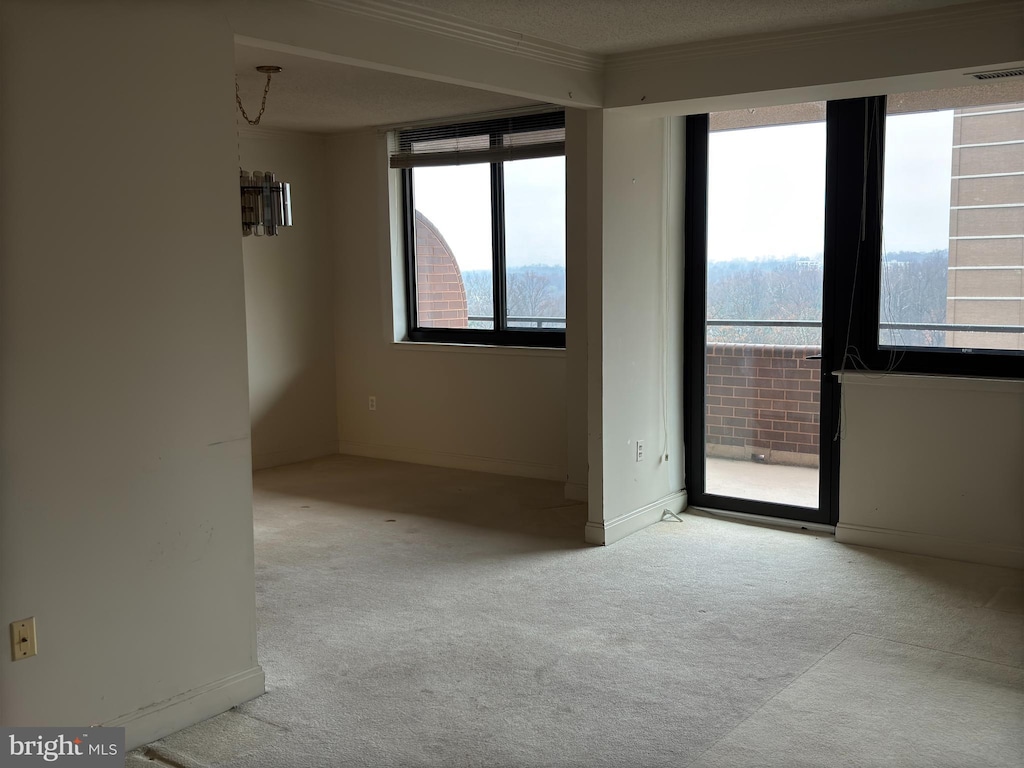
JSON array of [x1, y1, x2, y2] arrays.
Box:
[[1, 1, 1021, 767]]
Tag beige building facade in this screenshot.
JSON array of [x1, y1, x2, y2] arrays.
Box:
[[948, 100, 1024, 351]]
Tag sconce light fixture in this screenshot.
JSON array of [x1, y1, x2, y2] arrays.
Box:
[[240, 170, 292, 237], [237, 65, 293, 237]]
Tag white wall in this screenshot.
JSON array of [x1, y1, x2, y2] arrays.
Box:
[[241, 130, 339, 469], [836, 375, 1024, 568], [585, 112, 686, 544], [564, 109, 590, 500], [328, 130, 568, 481], [0, 0, 262, 743], [604, 0, 1024, 113]]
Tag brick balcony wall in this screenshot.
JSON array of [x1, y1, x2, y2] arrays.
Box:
[[706, 343, 821, 467], [415, 211, 468, 328]]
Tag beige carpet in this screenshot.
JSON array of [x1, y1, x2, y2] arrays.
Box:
[[132, 454, 1024, 768]]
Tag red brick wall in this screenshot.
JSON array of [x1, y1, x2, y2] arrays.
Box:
[[706, 343, 821, 466], [415, 212, 468, 328]]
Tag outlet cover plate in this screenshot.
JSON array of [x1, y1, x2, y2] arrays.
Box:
[[11, 617, 37, 661]]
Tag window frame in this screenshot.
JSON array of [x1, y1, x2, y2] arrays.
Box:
[[399, 114, 567, 349], [683, 94, 1023, 528], [836, 95, 1024, 379]]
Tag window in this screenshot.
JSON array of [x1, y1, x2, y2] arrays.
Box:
[[830, 82, 1024, 379], [880, 86, 1023, 355], [682, 83, 1024, 530], [392, 112, 566, 347]]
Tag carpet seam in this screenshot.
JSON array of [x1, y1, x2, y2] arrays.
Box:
[[848, 630, 1024, 670], [226, 707, 291, 733], [141, 748, 194, 768], [680, 630, 856, 768]]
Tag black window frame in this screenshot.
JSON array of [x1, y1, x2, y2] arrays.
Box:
[[838, 94, 1024, 379], [684, 109, 838, 526], [399, 113, 567, 348], [683, 93, 1023, 527]]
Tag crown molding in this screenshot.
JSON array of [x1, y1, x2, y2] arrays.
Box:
[[607, 0, 1024, 72], [306, 0, 604, 73]]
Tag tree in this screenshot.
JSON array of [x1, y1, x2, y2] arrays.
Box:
[[506, 269, 564, 322], [462, 270, 493, 327], [707, 258, 823, 345], [879, 251, 948, 347]]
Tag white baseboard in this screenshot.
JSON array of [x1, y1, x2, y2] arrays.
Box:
[[836, 522, 1024, 569], [585, 490, 687, 546], [106, 665, 265, 750], [564, 482, 588, 502], [336, 440, 564, 482], [252, 441, 340, 470]]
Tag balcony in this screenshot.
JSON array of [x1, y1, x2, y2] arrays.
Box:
[[703, 318, 1023, 508], [470, 315, 1018, 508]]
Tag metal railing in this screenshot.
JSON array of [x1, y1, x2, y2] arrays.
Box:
[[707, 319, 1023, 333], [468, 315, 567, 329], [464, 317, 1023, 333]]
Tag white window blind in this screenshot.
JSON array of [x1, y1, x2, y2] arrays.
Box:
[[390, 109, 565, 169]]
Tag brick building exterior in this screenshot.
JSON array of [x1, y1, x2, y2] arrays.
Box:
[[414, 211, 469, 328]]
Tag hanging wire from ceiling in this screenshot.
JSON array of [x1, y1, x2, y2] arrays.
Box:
[[235, 66, 292, 236], [235, 65, 281, 127]]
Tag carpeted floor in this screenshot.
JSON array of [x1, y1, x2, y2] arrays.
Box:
[[131, 454, 1024, 768]]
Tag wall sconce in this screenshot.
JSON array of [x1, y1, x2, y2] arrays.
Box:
[[240, 170, 292, 237], [237, 65, 292, 237]]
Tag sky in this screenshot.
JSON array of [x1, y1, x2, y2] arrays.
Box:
[[413, 111, 955, 270], [707, 110, 955, 261], [881, 110, 956, 254], [412, 156, 565, 272]]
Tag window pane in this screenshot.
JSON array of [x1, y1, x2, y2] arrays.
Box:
[[707, 105, 825, 347], [704, 103, 825, 508], [503, 156, 566, 329], [412, 165, 493, 330], [881, 87, 1023, 352]]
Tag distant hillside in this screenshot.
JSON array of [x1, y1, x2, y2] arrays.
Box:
[[462, 265, 567, 320], [457, 252, 948, 345], [707, 251, 948, 345]]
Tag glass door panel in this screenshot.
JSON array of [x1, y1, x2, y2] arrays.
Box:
[[703, 104, 826, 509]]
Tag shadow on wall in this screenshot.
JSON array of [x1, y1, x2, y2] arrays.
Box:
[[250, 362, 338, 470]]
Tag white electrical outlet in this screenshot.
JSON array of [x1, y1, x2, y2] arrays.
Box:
[[636, 440, 645, 462], [368, 396, 377, 411]]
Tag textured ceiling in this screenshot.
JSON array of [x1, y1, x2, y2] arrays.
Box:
[[389, 0, 982, 54], [234, 44, 538, 133]]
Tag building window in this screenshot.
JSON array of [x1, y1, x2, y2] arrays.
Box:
[[392, 111, 566, 347]]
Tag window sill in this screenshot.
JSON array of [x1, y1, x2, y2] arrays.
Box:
[[392, 340, 566, 358], [833, 371, 1024, 393]]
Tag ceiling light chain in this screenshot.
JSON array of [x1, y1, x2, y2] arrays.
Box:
[[235, 66, 281, 126], [235, 65, 292, 237]]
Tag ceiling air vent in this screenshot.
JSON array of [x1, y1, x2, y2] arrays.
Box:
[[968, 67, 1024, 80]]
